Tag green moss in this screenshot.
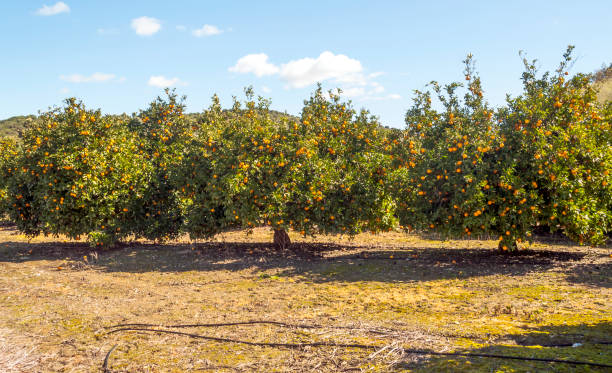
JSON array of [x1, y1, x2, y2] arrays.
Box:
[[60, 318, 90, 334]]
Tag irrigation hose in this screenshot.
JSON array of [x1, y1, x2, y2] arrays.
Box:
[[103, 327, 612, 370]]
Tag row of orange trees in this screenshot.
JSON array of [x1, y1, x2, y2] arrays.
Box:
[[0, 47, 610, 250]]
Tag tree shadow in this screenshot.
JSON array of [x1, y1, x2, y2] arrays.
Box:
[[507, 321, 612, 347], [276, 247, 587, 283], [416, 230, 611, 251], [401, 321, 612, 372], [0, 237, 342, 268], [0, 240, 93, 261], [0, 235, 592, 283], [564, 260, 612, 288]]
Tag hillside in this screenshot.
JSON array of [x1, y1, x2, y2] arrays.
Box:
[[1, 76, 607, 140], [0, 110, 301, 140], [596, 78, 612, 103], [0, 115, 37, 138], [594, 63, 612, 103]]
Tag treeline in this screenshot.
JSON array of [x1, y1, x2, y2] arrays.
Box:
[[0, 47, 610, 250]]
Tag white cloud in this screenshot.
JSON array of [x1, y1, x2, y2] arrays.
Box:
[[261, 86, 271, 93], [176, 25, 187, 31], [341, 87, 365, 97], [361, 93, 402, 101], [228, 53, 279, 77], [148, 75, 186, 87], [228, 51, 397, 100], [229, 51, 366, 86], [97, 28, 119, 35], [60, 72, 116, 83], [60, 87, 70, 94], [370, 81, 385, 94], [36, 2, 70, 16], [279, 51, 363, 88], [192, 24, 222, 37], [340, 84, 400, 101], [131, 16, 161, 36]]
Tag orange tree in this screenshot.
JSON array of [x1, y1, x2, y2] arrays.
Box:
[[177, 89, 313, 243], [288, 87, 396, 239], [391, 49, 611, 250], [497, 47, 612, 247], [389, 55, 505, 246], [175, 91, 266, 239], [0, 137, 18, 219], [5, 98, 151, 247], [177, 87, 396, 246], [126, 89, 193, 241]]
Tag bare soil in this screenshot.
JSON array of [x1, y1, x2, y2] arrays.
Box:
[[0, 225, 610, 372]]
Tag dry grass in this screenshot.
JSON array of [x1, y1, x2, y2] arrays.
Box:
[[0, 226, 610, 372], [0, 328, 39, 372]]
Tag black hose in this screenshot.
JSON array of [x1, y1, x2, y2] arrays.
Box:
[[102, 344, 117, 373], [106, 327, 612, 369]]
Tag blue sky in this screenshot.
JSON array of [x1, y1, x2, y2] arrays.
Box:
[[1, 1, 611, 127]]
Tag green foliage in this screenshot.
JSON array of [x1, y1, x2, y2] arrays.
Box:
[[0, 137, 18, 218], [178, 86, 396, 240], [498, 47, 612, 246], [293, 86, 396, 235], [4, 98, 151, 246], [126, 89, 193, 241], [390, 54, 504, 242], [392, 47, 611, 250], [0, 47, 608, 251]]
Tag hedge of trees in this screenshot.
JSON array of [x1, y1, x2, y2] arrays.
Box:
[[1, 47, 610, 251]]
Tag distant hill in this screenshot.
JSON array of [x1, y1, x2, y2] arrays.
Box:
[[1, 79, 608, 140], [0, 110, 300, 140], [594, 63, 612, 103], [0, 115, 37, 138]]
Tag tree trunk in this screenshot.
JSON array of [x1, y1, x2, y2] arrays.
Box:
[[273, 228, 291, 250]]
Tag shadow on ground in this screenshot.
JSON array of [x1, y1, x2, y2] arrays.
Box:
[[1, 227, 602, 284], [564, 260, 612, 288], [280, 248, 588, 283], [401, 321, 612, 372]]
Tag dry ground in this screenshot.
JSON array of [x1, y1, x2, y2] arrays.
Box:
[[0, 225, 610, 372]]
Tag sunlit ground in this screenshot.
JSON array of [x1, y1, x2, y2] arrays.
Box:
[[0, 225, 610, 372]]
